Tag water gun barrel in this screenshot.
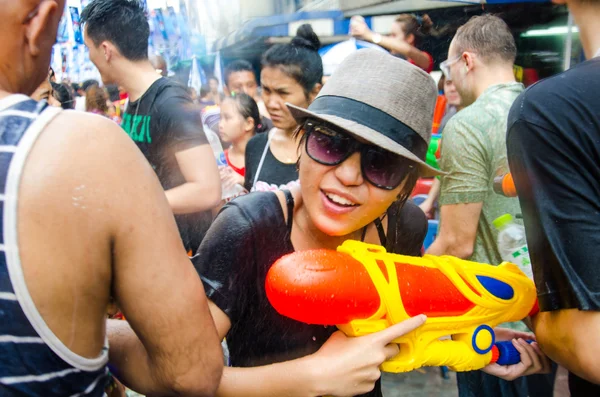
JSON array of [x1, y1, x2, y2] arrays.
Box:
[[266, 248, 538, 325]]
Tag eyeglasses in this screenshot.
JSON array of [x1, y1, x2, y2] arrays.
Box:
[[303, 120, 416, 190], [440, 55, 462, 79]]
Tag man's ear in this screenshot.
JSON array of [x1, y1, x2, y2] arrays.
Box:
[[25, 0, 61, 57], [101, 42, 119, 63], [463, 52, 476, 73]]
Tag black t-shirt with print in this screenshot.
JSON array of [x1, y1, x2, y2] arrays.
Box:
[[244, 131, 299, 192], [122, 77, 211, 251], [193, 191, 427, 397]]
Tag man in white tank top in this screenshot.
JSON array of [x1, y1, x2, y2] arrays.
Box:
[[0, 1, 223, 395]]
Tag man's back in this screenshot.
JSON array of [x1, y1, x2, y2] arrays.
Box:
[[0, 96, 110, 395], [507, 58, 600, 312], [440, 83, 524, 265], [0, 94, 222, 395]]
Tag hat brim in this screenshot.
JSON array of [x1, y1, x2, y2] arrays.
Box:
[[287, 103, 445, 178]]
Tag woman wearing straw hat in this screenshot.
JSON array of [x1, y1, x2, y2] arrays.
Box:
[[193, 50, 547, 396]]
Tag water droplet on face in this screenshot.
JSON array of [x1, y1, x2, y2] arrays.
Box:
[[312, 336, 316, 341]]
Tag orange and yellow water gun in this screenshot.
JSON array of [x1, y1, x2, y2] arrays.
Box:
[[266, 240, 539, 373]]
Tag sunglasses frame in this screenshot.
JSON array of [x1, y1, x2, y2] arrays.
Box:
[[303, 120, 415, 191]]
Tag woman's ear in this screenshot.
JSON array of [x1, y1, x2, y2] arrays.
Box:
[[309, 83, 323, 103], [406, 33, 416, 46]]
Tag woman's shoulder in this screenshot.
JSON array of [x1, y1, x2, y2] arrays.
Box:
[[221, 191, 285, 225], [387, 200, 428, 256], [247, 130, 270, 148]]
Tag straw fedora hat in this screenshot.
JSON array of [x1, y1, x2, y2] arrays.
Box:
[[287, 49, 441, 177]]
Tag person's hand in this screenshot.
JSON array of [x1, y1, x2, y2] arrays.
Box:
[[349, 16, 373, 41], [482, 328, 552, 381], [219, 166, 244, 189], [105, 376, 127, 397], [419, 199, 434, 217], [309, 315, 426, 397]]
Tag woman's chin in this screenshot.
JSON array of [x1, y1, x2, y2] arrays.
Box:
[[314, 219, 357, 239]]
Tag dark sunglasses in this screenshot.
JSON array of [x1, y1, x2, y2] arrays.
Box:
[[303, 120, 416, 190]]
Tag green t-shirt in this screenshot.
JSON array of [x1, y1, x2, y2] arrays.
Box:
[[439, 83, 524, 265], [439, 83, 526, 330]]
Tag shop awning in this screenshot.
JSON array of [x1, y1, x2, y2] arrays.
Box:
[[212, 10, 349, 52]]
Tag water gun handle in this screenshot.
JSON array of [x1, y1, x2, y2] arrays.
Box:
[[492, 340, 534, 365], [383, 339, 492, 373]]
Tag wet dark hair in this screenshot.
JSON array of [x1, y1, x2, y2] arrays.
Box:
[[262, 24, 323, 97], [51, 82, 74, 110], [224, 60, 256, 86], [81, 0, 149, 61], [395, 14, 433, 47], [293, 120, 420, 207], [225, 93, 268, 134]]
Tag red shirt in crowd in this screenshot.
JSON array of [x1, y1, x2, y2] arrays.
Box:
[[225, 150, 245, 177]]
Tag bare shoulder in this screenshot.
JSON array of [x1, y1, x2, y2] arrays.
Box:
[[20, 110, 162, 239]]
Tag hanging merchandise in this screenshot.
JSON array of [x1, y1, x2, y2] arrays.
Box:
[[69, 6, 84, 45]]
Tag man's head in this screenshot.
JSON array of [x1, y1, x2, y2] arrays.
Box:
[[224, 60, 258, 99], [0, 0, 65, 96], [209, 77, 219, 95], [81, 0, 149, 85], [444, 15, 517, 106]]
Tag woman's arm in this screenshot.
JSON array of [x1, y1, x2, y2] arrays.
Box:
[[209, 300, 428, 397], [350, 20, 432, 71]]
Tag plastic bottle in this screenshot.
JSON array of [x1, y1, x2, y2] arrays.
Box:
[[493, 173, 517, 197], [204, 127, 245, 200], [493, 214, 533, 279]]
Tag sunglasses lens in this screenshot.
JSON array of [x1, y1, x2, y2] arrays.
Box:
[[362, 148, 415, 189], [306, 124, 352, 165]]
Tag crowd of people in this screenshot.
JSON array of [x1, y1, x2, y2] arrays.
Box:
[[0, 0, 598, 396]]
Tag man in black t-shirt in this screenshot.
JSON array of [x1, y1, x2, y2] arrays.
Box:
[[82, 0, 221, 252], [506, 0, 600, 392]]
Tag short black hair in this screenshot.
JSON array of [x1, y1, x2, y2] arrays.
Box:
[[51, 82, 75, 110], [105, 84, 120, 102], [81, 79, 99, 92], [81, 0, 149, 61], [224, 60, 255, 86], [262, 24, 323, 97], [71, 83, 81, 96]]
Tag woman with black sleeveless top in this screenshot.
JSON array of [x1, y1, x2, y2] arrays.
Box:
[[244, 25, 322, 192], [194, 49, 545, 397]]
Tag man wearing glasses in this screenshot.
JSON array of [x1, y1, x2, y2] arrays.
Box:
[[427, 15, 554, 397]]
